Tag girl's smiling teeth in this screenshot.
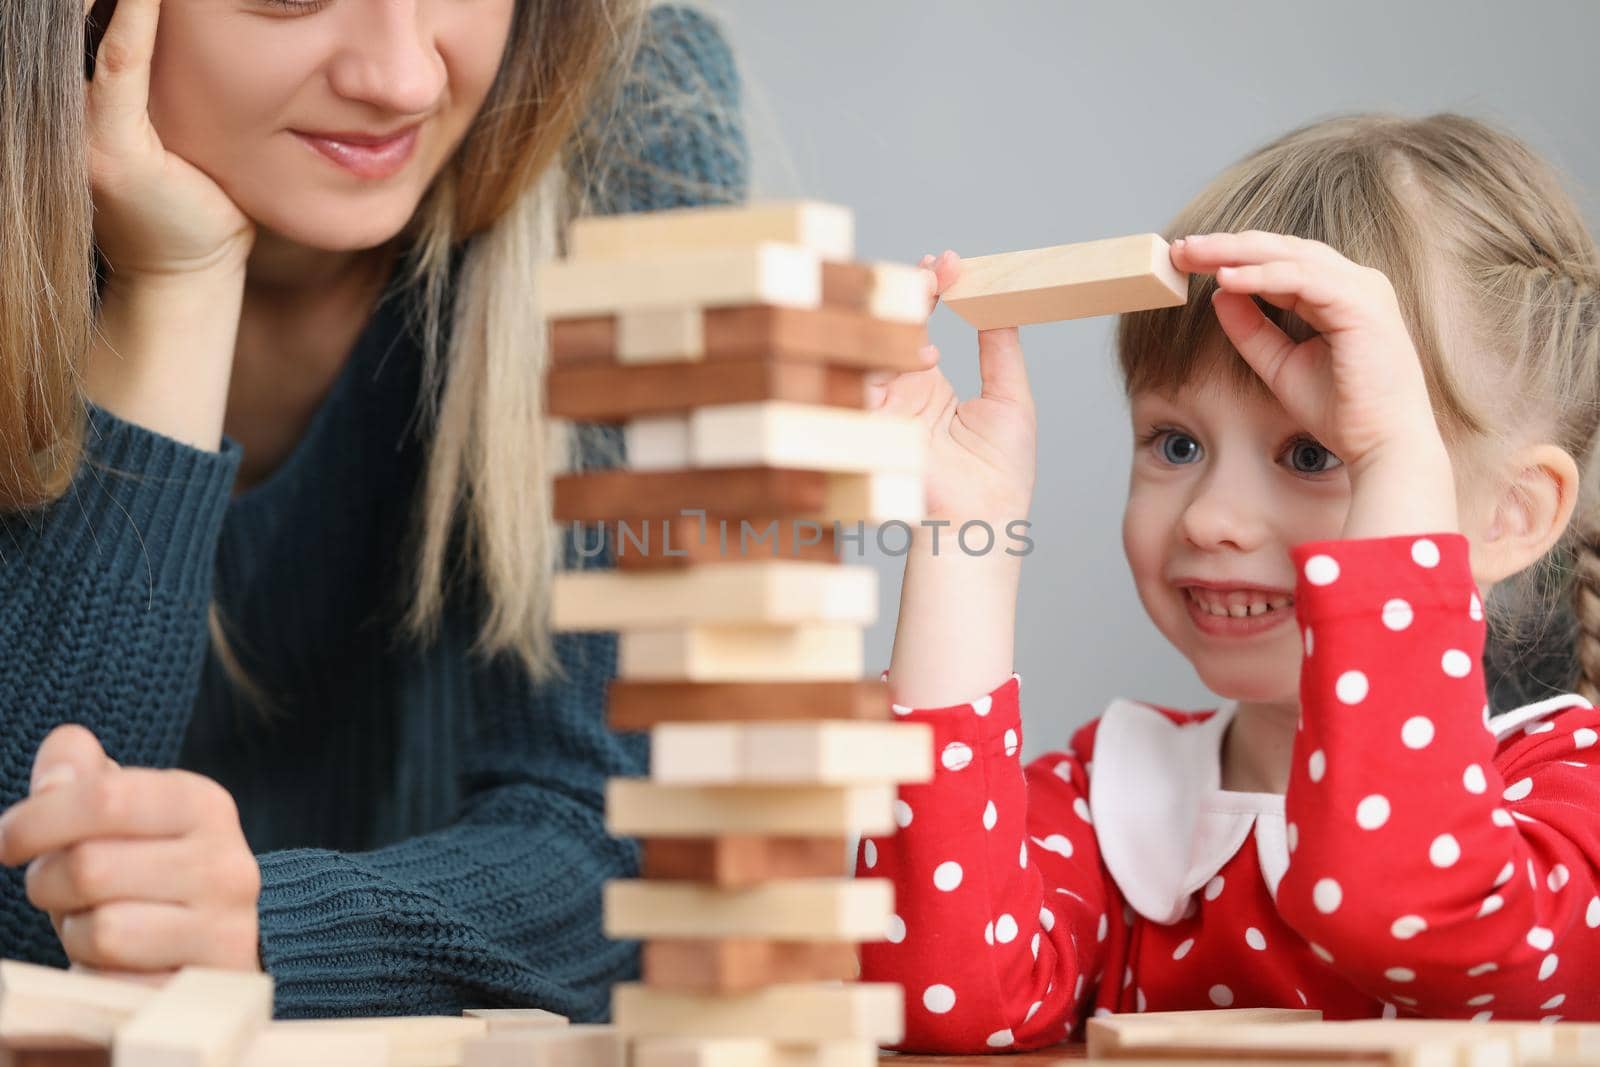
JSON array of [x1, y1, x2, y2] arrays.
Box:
[[1183, 586, 1294, 617]]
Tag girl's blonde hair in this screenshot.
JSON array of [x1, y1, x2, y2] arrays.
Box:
[[5, 1, 745, 690], [1116, 113, 1600, 702]]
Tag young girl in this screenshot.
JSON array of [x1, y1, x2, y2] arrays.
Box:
[[0, 0, 744, 1019], [862, 113, 1600, 1051]]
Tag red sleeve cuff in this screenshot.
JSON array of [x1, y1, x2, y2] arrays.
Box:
[[1290, 533, 1478, 627]]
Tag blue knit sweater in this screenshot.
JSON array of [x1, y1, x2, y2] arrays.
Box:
[[0, 7, 747, 1020]]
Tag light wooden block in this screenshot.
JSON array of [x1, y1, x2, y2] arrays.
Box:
[[112, 968, 273, 1067], [1087, 1008, 1321, 1056], [617, 308, 705, 363], [651, 721, 932, 785], [611, 982, 902, 1044], [607, 680, 890, 732], [0, 962, 154, 1050], [238, 1024, 388, 1067], [461, 1009, 568, 1033], [688, 403, 924, 475], [462, 1025, 621, 1067], [606, 780, 895, 837], [642, 940, 858, 994], [618, 625, 863, 682], [552, 562, 876, 632], [633, 1037, 876, 1067], [537, 244, 822, 319], [941, 233, 1188, 329], [605, 879, 892, 941], [260, 1018, 486, 1067], [1325, 1021, 1552, 1066], [547, 360, 868, 424], [642, 837, 850, 887], [809, 471, 923, 525], [625, 416, 691, 472], [614, 515, 842, 571], [864, 263, 931, 324], [1091, 1021, 1510, 1067], [553, 468, 922, 525], [568, 202, 855, 263]]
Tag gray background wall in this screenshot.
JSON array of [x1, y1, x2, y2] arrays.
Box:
[[705, 1, 1600, 757]]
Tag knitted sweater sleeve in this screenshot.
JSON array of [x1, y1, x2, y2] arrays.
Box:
[[253, 5, 749, 1019], [0, 407, 241, 963]]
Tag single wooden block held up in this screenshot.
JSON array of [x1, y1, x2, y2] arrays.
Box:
[[568, 202, 855, 263], [604, 879, 893, 941], [941, 233, 1188, 329], [614, 515, 842, 571], [642, 837, 849, 886], [547, 361, 868, 423], [650, 721, 933, 786], [607, 680, 890, 731], [552, 562, 875, 632], [260, 1018, 486, 1067], [461, 1009, 569, 1033], [642, 940, 858, 994], [112, 968, 273, 1067], [619, 625, 863, 682], [537, 244, 823, 320], [462, 1025, 623, 1067], [0, 962, 154, 1050], [611, 982, 903, 1045], [606, 780, 895, 837]]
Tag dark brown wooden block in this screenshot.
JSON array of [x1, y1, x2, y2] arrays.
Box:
[[641, 939, 859, 994], [607, 679, 891, 732], [546, 360, 867, 422], [553, 467, 829, 524], [614, 515, 840, 571], [641, 836, 850, 886]]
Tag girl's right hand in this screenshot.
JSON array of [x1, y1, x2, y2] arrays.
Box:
[[88, 0, 255, 277], [868, 251, 1038, 524]]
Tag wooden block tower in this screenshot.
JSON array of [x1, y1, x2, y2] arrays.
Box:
[[540, 201, 935, 1067]]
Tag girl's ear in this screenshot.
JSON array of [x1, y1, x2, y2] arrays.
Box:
[[1471, 444, 1580, 585]]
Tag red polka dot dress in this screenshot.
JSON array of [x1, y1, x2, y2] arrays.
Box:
[[859, 534, 1600, 1053]]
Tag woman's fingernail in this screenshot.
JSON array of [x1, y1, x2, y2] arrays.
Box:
[[32, 765, 76, 793]]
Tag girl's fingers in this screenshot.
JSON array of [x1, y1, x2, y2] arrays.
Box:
[[865, 346, 942, 410], [1215, 261, 1358, 333], [931, 250, 962, 298], [976, 326, 1032, 409], [87, 0, 162, 143], [1211, 290, 1298, 387], [0, 768, 209, 865], [26, 839, 201, 913], [58, 902, 227, 972], [877, 364, 951, 421], [1171, 231, 1328, 273], [30, 725, 113, 795]]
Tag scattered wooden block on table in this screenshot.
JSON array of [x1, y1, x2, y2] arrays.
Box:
[[568, 202, 856, 263], [607, 781, 895, 837], [462, 1025, 622, 1067], [112, 968, 272, 1067], [642, 939, 859, 994], [605, 878, 892, 941], [1088, 1020, 1509, 1067], [238, 1023, 388, 1067], [613, 514, 842, 571], [2, 1051, 112, 1067], [642, 837, 850, 887], [1324, 1021, 1552, 1066], [612, 982, 903, 1044], [549, 306, 927, 374], [619, 624, 863, 682], [650, 721, 932, 785], [554, 468, 920, 525], [537, 244, 823, 320], [1086, 1008, 1321, 1056], [555, 562, 873, 631], [0, 962, 154, 1050], [607, 679, 890, 731], [635, 1036, 878, 1067], [260, 1018, 486, 1067], [941, 233, 1188, 329], [547, 361, 868, 423], [461, 1009, 569, 1032]]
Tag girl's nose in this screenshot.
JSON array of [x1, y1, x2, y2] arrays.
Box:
[[1179, 472, 1270, 552], [326, 8, 448, 118]]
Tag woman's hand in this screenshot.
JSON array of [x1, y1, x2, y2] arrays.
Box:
[[1172, 231, 1458, 539], [0, 726, 262, 974], [866, 251, 1038, 525], [89, 0, 255, 276]]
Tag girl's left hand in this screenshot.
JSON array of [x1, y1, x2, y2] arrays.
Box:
[[1171, 231, 1448, 478], [0, 725, 262, 974]]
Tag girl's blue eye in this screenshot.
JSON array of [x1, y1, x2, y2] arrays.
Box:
[[1159, 431, 1202, 465], [1285, 437, 1343, 474]]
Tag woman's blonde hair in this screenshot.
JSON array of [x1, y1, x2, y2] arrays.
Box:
[[5, 0, 745, 691], [0, 4, 93, 510], [1116, 113, 1600, 703]]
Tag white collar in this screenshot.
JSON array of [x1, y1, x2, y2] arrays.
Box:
[[1087, 692, 1591, 926]]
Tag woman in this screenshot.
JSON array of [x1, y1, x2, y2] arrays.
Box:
[[0, 0, 747, 1020]]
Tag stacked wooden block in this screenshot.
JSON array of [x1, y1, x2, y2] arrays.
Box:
[[541, 201, 936, 1067]]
